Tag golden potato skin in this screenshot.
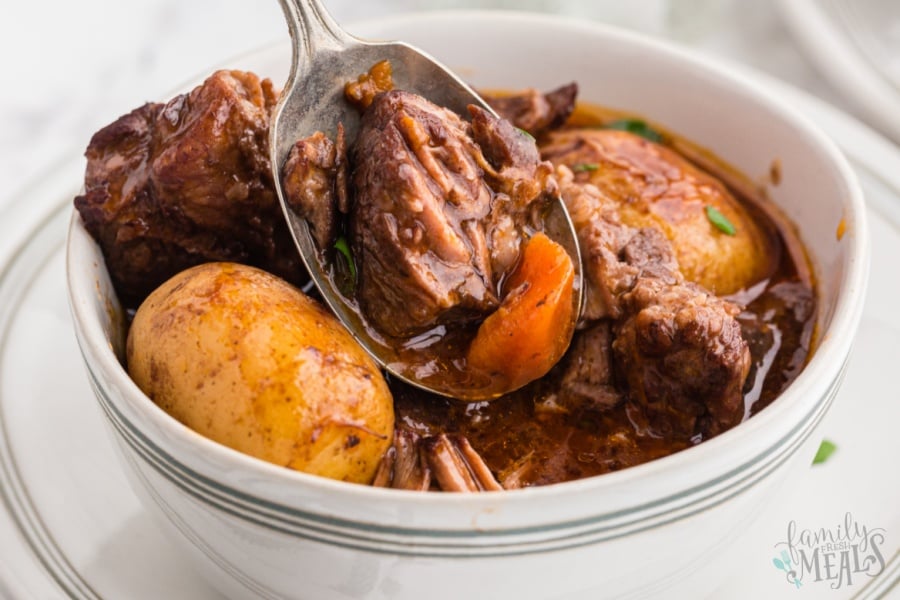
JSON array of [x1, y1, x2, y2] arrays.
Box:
[[127, 262, 394, 484], [542, 129, 777, 295]]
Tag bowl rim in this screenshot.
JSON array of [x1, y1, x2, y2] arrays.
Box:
[[66, 10, 869, 533]]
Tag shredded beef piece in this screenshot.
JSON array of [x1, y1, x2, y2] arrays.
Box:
[[421, 434, 503, 492], [372, 429, 432, 490], [373, 430, 501, 492], [349, 90, 556, 338]]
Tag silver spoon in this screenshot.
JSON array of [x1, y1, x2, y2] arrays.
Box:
[[270, 0, 582, 400]]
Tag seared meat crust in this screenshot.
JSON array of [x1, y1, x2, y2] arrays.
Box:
[[555, 166, 750, 437], [74, 70, 307, 306]]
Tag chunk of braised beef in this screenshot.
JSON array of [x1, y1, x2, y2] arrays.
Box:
[[551, 170, 640, 321], [482, 83, 578, 137], [468, 104, 559, 276], [350, 90, 556, 338], [282, 125, 348, 250], [613, 277, 750, 437], [558, 322, 623, 412], [350, 90, 496, 337], [74, 70, 307, 306], [553, 165, 750, 438]]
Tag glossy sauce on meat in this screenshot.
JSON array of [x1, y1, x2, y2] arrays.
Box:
[[75, 70, 308, 307], [386, 102, 817, 488], [297, 88, 577, 399]]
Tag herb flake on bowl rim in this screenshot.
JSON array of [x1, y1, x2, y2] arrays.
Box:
[[812, 439, 837, 465]]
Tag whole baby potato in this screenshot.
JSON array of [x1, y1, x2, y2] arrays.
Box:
[[542, 129, 777, 295], [126, 262, 394, 484]]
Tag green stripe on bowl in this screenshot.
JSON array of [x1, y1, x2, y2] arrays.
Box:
[[86, 358, 845, 557]]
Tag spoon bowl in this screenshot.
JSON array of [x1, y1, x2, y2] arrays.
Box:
[[270, 0, 582, 400]]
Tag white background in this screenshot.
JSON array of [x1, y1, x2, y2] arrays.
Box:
[[0, 0, 860, 213]]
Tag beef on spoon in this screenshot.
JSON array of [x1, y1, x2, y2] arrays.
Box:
[[270, 0, 583, 401]]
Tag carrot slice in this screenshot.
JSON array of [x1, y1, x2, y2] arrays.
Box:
[[467, 232, 576, 392]]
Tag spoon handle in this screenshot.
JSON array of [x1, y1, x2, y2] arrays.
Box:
[[276, 0, 354, 74]]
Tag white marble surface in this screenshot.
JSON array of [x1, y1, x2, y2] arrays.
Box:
[[0, 0, 878, 214]]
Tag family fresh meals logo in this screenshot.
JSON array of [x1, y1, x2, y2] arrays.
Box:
[[772, 512, 887, 590]]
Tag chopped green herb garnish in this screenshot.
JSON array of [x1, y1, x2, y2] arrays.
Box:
[[333, 236, 357, 282], [517, 127, 535, 142], [572, 163, 599, 173], [812, 439, 837, 465], [705, 205, 736, 235], [603, 118, 663, 143]]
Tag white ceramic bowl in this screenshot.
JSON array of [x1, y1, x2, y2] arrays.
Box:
[[66, 12, 868, 600]]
